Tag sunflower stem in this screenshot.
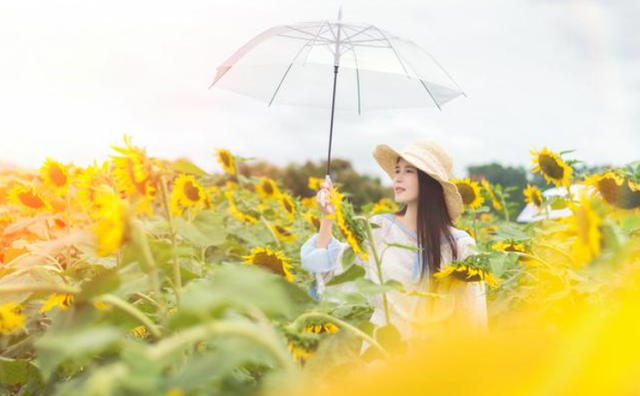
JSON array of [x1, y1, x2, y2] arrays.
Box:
[[288, 312, 390, 359], [159, 174, 182, 297], [98, 294, 162, 339], [131, 221, 166, 313], [498, 190, 510, 222], [261, 217, 282, 249], [360, 212, 392, 327], [147, 320, 296, 372], [535, 242, 578, 266], [65, 185, 72, 268], [0, 284, 80, 295]]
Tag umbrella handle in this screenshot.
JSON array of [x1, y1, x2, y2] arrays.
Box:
[[318, 174, 333, 207]]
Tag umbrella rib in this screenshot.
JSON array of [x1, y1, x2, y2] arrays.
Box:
[[302, 20, 331, 67], [341, 33, 362, 115], [341, 25, 378, 42], [267, 43, 310, 107], [277, 33, 333, 44]]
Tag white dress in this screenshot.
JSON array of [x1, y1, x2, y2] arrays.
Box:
[[299, 213, 489, 354]]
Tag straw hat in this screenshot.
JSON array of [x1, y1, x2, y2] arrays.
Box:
[[372, 140, 464, 221]]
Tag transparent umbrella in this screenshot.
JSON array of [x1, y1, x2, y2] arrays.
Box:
[[209, 8, 466, 204]]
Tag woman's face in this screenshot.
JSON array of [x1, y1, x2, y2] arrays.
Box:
[[393, 157, 419, 204]]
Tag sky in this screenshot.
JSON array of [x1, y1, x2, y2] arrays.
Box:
[[0, 0, 638, 187]]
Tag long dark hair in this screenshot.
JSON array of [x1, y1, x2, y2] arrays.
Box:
[[394, 156, 458, 283]]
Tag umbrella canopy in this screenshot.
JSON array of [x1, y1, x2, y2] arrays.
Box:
[[210, 10, 465, 114]]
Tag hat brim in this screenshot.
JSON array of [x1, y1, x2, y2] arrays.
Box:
[[373, 144, 464, 221]]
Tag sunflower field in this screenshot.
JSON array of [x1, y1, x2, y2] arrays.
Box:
[[1, 136, 639, 395]]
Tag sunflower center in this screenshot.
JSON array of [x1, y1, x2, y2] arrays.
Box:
[[532, 192, 543, 207], [263, 181, 274, 195], [276, 225, 291, 236], [253, 252, 285, 276], [457, 184, 477, 205], [282, 198, 293, 213], [19, 191, 45, 209], [184, 181, 201, 201], [49, 165, 67, 187], [539, 154, 565, 180], [598, 177, 640, 209], [220, 153, 231, 167]]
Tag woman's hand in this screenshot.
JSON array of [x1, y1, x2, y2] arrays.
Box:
[[316, 180, 336, 218]]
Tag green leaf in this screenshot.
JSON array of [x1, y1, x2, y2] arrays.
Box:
[[76, 270, 121, 302], [174, 211, 227, 248], [384, 242, 420, 252], [171, 158, 209, 176], [35, 325, 124, 381], [353, 278, 402, 296], [326, 263, 365, 286], [0, 357, 28, 385]]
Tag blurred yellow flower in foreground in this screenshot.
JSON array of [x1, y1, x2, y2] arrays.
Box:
[[255, 176, 280, 200], [94, 189, 128, 257], [40, 293, 75, 313], [307, 176, 324, 191], [0, 302, 25, 335], [294, 236, 640, 396]]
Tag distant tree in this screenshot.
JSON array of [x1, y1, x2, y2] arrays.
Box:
[[238, 158, 391, 209]]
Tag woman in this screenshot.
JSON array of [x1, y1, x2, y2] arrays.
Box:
[[299, 140, 489, 354]]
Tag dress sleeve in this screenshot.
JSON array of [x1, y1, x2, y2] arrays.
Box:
[[300, 232, 349, 300]]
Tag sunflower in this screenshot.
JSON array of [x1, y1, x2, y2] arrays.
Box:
[[530, 147, 573, 188], [434, 264, 500, 289], [215, 148, 237, 175], [0, 302, 25, 335], [131, 325, 149, 339], [304, 321, 340, 334], [170, 174, 207, 216], [241, 246, 294, 282], [492, 240, 527, 253], [40, 293, 75, 313], [303, 212, 321, 231], [480, 178, 503, 211], [326, 187, 370, 261], [567, 191, 604, 267], [301, 196, 317, 210], [110, 134, 158, 216], [75, 161, 115, 214], [584, 171, 640, 214], [41, 157, 69, 195], [270, 223, 298, 243], [255, 176, 280, 200], [224, 191, 259, 224], [372, 197, 399, 214], [307, 176, 324, 191], [288, 341, 314, 363], [93, 301, 110, 310], [93, 188, 128, 257], [8, 184, 52, 213], [524, 184, 544, 209], [279, 192, 297, 221], [451, 177, 484, 211]]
